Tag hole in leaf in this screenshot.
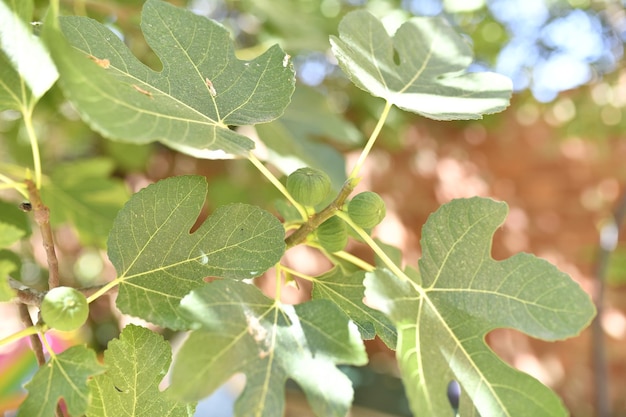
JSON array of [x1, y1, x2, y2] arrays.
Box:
[[447, 380, 461, 413], [392, 48, 401, 65]]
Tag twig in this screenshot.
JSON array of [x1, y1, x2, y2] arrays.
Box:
[[25, 179, 59, 289], [591, 192, 626, 417], [9, 277, 45, 306], [18, 304, 45, 366], [284, 177, 359, 249]]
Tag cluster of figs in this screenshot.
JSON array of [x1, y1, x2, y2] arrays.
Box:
[[286, 167, 386, 253]]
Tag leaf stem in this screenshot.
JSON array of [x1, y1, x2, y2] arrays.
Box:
[[336, 211, 412, 285], [0, 323, 40, 347], [247, 152, 308, 221], [40, 331, 57, 360], [86, 278, 121, 303], [0, 173, 28, 198], [348, 100, 393, 180], [274, 265, 282, 302], [279, 264, 315, 282], [23, 108, 42, 190], [332, 250, 375, 272]]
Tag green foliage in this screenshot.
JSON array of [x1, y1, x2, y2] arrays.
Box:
[[311, 267, 396, 348], [330, 10, 512, 120], [0, 1, 599, 417], [43, 0, 295, 157], [107, 175, 285, 330], [41, 158, 129, 247], [18, 346, 105, 417], [364, 198, 596, 416], [0, 200, 30, 248], [0, 258, 16, 301], [170, 280, 367, 417], [87, 325, 196, 417], [0, 0, 57, 104]]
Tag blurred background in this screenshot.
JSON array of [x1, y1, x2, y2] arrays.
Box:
[[2, 0, 626, 416]]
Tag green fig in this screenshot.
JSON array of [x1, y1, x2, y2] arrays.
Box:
[[316, 216, 348, 253], [286, 167, 331, 207], [348, 191, 386, 229], [40, 287, 89, 332]]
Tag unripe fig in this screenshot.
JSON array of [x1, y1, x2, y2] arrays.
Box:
[[40, 287, 89, 332], [347, 191, 386, 229], [316, 216, 348, 253], [286, 167, 331, 207]]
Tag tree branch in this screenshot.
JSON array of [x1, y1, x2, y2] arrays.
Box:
[[25, 179, 59, 289], [284, 178, 359, 249]]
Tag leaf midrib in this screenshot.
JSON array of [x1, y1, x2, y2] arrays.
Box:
[[411, 209, 510, 416]]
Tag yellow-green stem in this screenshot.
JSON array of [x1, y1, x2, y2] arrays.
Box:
[[348, 101, 393, 180], [247, 152, 308, 221], [40, 331, 57, 359], [279, 264, 315, 282], [86, 278, 121, 303], [23, 108, 42, 189], [336, 211, 412, 286], [0, 173, 28, 198], [332, 250, 375, 272], [274, 265, 282, 302], [0, 325, 39, 347]]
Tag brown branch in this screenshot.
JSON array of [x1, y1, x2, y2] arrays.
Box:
[[25, 179, 59, 289], [285, 178, 359, 249], [9, 277, 45, 306], [18, 304, 45, 366]]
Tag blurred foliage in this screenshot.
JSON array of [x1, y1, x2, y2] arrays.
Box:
[[8, 0, 618, 167], [1, 1, 625, 415]]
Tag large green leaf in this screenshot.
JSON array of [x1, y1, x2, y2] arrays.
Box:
[[87, 325, 195, 417], [18, 345, 105, 417], [43, 0, 295, 157], [330, 11, 512, 120], [41, 158, 129, 248], [311, 267, 396, 348], [170, 280, 367, 417], [364, 197, 595, 416], [0, 0, 57, 105], [107, 175, 285, 330]]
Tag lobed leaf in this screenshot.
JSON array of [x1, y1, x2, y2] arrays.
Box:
[[364, 197, 595, 416], [43, 0, 295, 158], [87, 325, 195, 417], [330, 11, 512, 120], [107, 175, 285, 330], [170, 280, 368, 417], [18, 346, 105, 417]]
